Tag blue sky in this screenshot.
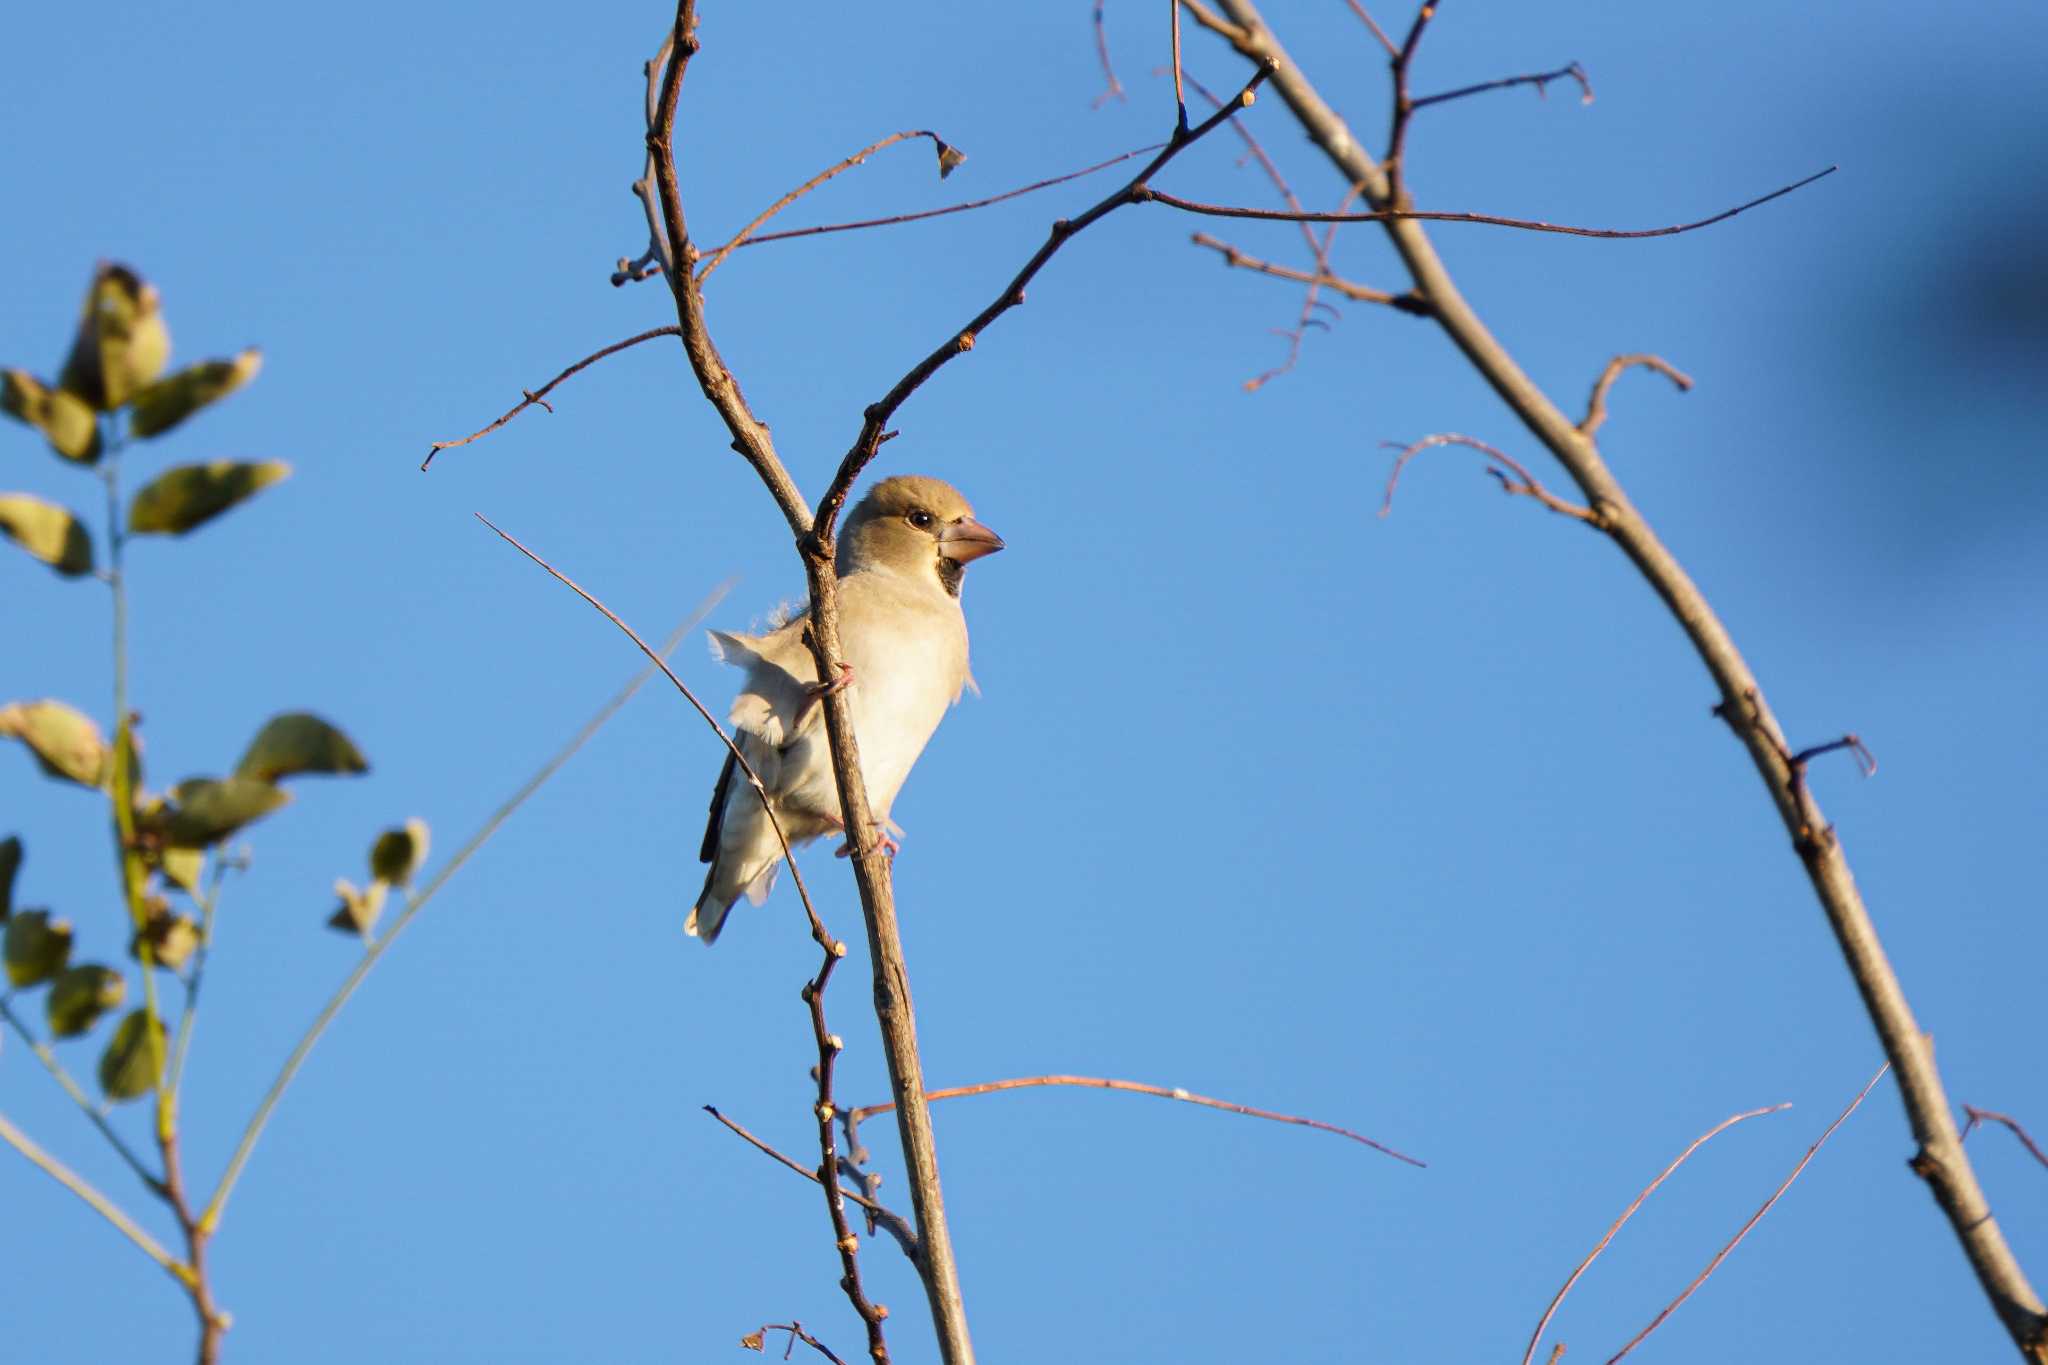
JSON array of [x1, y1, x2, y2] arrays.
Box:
[[4, 3, 2045, 1362]]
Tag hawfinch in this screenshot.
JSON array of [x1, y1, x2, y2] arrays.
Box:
[[687, 475, 1003, 944]]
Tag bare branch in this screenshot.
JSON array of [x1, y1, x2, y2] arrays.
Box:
[[704, 1107, 921, 1264], [732, 145, 1162, 252], [1380, 434, 1599, 524], [1091, 2, 1127, 106], [1341, 0, 1400, 59], [745, 1322, 850, 1365], [1605, 1065, 1890, 1364], [1522, 1103, 1792, 1365], [1139, 167, 1839, 239], [1191, 232, 1427, 312], [697, 131, 962, 285], [1580, 353, 1693, 439], [1177, 0, 1247, 45], [851, 1074, 1425, 1167], [1963, 1109, 2048, 1173], [0, 1109, 190, 1291], [421, 327, 681, 469], [1412, 61, 1592, 113]]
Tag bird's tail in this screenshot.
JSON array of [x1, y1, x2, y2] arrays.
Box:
[[685, 857, 780, 946]]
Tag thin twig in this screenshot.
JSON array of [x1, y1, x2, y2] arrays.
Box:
[[1412, 61, 1592, 113], [200, 587, 729, 1234], [850, 1075, 1424, 1167], [1522, 1103, 1792, 1365], [697, 131, 958, 284], [1380, 434, 1598, 524], [1580, 354, 1693, 439], [732, 145, 1162, 253], [1606, 1065, 1890, 1363], [748, 1321, 851, 1365], [1341, 0, 1400, 59], [0, 1109, 189, 1289], [704, 1107, 921, 1263], [1962, 1108, 2048, 1172], [421, 327, 682, 468], [1139, 167, 1839, 239], [0, 995, 164, 1195], [1191, 233, 1427, 311], [1091, 2, 1127, 106]]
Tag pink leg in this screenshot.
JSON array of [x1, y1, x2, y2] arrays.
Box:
[[800, 661, 855, 718], [834, 829, 900, 860]]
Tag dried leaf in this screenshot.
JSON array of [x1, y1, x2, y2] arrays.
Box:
[[0, 493, 94, 576], [128, 459, 290, 536], [1, 370, 101, 463], [46, 964, 126, 1037], [59, 263, 171, 411], [235, 711, 368, 782], [158, 776, 291, 847], [128, 349, 262, 439], [98, 1009, 165, 1102], [131, 902, 200, 972], [4, 909, 74, 988], [368, 818, 430, 887], [935, 139, 967, 179], [0, 699, 107, 787]]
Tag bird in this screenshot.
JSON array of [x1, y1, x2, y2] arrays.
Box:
[[686, 475, 1004, 944]]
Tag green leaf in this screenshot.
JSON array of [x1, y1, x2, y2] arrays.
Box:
[[98, 1009, 165, 1102], [59, 263, 171, 412], [0, 699, 107, 787], [4, 909, 73, 988], [156, 845, 204, 896], [128, 349, 262, 439], [235, 712, 368, 783], [368, 818, 430, 887], [131, 902, 200, 972], [128, 459, 290, 536], [326, 877, 388, 938], [0, 493, 94, 576], [46, 964, 126, 1037], [1, 370, 101, 463], [0, 835, 20, 919], [158, 776, 291, 848]]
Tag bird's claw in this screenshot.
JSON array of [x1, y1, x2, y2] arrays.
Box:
[[800, 661, 855, 722], [835, 831, 900, 860]]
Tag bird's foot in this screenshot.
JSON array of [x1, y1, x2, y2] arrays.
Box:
[[799, 661, 855, 721], [834, 830, 900, 860]]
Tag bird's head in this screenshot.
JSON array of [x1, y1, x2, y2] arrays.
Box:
[[839, 474, 1004, 596]]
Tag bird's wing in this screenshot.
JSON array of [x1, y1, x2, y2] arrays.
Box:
[[709, 619, 818, 750], [698, 749, 736, 865]]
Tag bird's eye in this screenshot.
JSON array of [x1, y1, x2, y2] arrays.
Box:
[[907, 509, 935, 530]]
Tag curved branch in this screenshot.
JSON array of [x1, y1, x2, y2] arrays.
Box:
[[1202, 3, 2048, 1354], [421, 327, 682, 469], [1581, 354, 1693, 439]]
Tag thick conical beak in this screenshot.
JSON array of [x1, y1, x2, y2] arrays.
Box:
[[938, 516, 1005, 562]]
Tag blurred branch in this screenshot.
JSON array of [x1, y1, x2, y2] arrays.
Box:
[[1523, 1101, 1792, 1365], [200, 587, 728, 1236], [745, 1321, 850, 1365], [848, 1074, 1424, 1167], [1138, 167, 1838, 239], [0, 995, 164, 1196], [1191, 232, 1426, 312], [421, 326, 683, 469], [1380, 433, 1598, 524], [1196, 2, 2048, 1355], [0, 1109, 188, 1289], [1606, 1065, 1890, 1363], [1090, 2, 1127, 106], [1579, 354, 1693, 439]]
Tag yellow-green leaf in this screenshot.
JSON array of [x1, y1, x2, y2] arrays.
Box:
[[368, 818, 430, 887], [128, 349, 262, 439], [98, 1009, 165, 1102], [46, 964, 126, 1037], [160, 776, 291, 847], [4, 909, 73, 987], [235, 712, 367, 782], [0, 493, 93, 576], [1, 370, 101, 463], [156, 845, 204, 895], [0, 835, 20, 919], [128, 459, 290, 536], [59, 264, 171, 412], [326, 877, 387, 938], [131, 902, 200, 972], [0, 699, 106, 787]]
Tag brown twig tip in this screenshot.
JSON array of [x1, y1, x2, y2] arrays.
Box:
[[421, 326, 683, 470], [1580, 354, 1693, 438], [1381, 434, 1598, 525], [1961, 1108, 2048, 1172], [1411, 61, 1593, 113]]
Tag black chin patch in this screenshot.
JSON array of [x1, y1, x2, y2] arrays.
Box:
[[936, 555, 964, 598]]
